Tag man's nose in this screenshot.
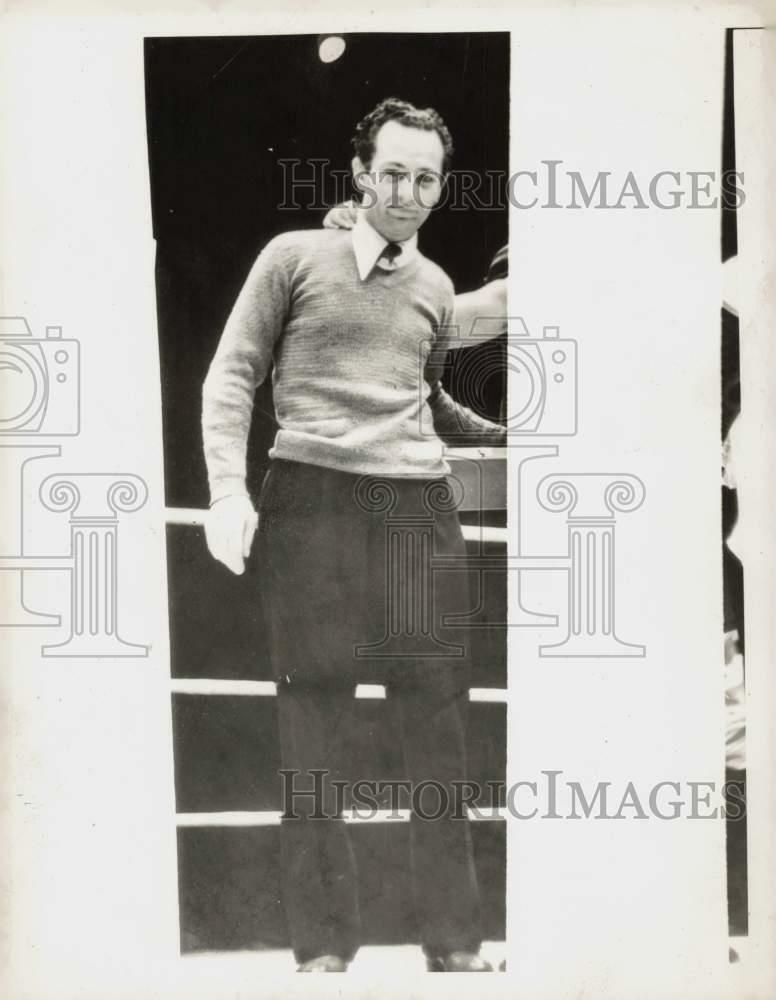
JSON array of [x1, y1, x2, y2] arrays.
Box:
[[395, 175, 415, 207]]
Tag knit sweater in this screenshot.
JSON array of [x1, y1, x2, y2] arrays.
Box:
[[203, 228, 468, 501]]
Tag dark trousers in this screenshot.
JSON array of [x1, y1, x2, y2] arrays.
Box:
[[256, 458, 483, 963]]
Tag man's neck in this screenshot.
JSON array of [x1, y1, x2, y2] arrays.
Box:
[[352, 210, 419, 280]]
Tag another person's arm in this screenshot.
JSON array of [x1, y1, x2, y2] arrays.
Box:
[[448, 279, 506, 346]]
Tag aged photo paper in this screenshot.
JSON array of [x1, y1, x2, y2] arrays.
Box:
[[1, 2, 774, 998]]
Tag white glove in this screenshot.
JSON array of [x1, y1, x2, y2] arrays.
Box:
[[205, 494, 258, 575]]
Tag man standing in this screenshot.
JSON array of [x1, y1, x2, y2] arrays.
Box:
[[202, 97, 498, 972]]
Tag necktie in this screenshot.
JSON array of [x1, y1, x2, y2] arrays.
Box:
[[377, 242, 401, 268]]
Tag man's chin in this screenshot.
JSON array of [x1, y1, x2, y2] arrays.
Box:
[[364, 210, 423, 244], [385, 221, 421, 242]]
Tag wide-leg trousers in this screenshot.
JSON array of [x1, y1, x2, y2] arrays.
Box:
[[255, 457, 483, 964]]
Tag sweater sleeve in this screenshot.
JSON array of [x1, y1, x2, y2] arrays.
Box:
[[202, 237, 292, 504], [423, 283, 457, 387]]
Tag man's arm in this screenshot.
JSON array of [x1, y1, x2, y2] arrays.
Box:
[[201, 237, 291, 572], [202, 237, 291, 503], [428, 380, 507, 447], [425, 296, 506, 448]]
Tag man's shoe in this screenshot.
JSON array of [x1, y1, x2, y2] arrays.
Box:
[[297, 954, 348, 972], [427, 951, 493, 972]]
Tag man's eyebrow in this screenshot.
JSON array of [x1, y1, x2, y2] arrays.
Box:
[[377, 162, 439, 173]]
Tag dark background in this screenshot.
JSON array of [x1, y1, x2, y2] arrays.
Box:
[[145, 32, 510, 508], [145, 33, 509, 953]]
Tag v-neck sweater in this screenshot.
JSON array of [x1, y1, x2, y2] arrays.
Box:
[[202, 228, 456, 502]]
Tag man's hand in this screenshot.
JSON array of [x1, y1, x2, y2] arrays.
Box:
[[205, 494, 258, 575], [323, 200, 357, 230]]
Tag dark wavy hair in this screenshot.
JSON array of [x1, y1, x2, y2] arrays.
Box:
[[351, 97, 454, 174]]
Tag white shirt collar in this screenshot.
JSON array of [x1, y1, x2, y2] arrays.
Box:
[[351, 209, 418, 281]]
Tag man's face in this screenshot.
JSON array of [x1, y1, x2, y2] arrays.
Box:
[[353, 120, 446, 243]]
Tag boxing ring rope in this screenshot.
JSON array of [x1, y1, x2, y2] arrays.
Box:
[[176, 808, 507, 828], [170, 677, 507, 702], [165, 504, 508, 546]]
